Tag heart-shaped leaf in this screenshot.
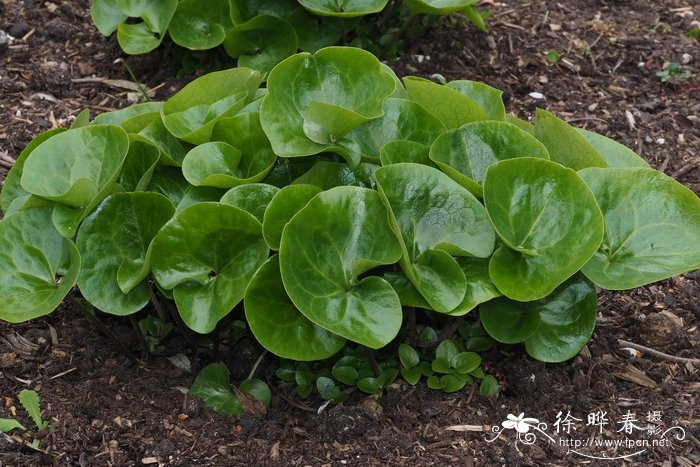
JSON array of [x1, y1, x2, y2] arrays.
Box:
[[76, 193, 175, 315], [116, 0, 176, 33], [262, 184, 322, 250], [118, 136, 160, 192], [117, 22, 163, 54], [429, 121, 549, 197], [379, 140, 433, 166], [90, 0, 128, 35], [92, 101, 163, 126], [579, 167, 700, 289], [576, 129, 649, 168], [484, 158, 604, 301], [523, 274, 597, 362], [229, 0, 297, 24], [162, 67, 262, 144], [190, 363, 242, 416], [223, 15, 298, 74], [279, 186, 403, 348], [168, 0, 232, 50], [403, 76, 490, 129], [375, 163, 495, 312], [297, 0, 390, 17], [245, 256, 346, 360], [534, 109, 608, 170], [147, 167, 191, 206], [448, 257, 501, 315], [260, 47, 395, 165], [292, 161, 378, 189], [151, 202, 269, 334], [479, 297, 541, 344], [0, 207, 80, 323], [220, 183, 279, 222], [182, 142, 244, 188], [404, 0, 478, 14]]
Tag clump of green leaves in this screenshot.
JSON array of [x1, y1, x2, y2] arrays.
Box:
[[90, 0, 488, 70], [2, 47, 700, 412], [0, 389, 49, 434], [656, 62, 693, 83]]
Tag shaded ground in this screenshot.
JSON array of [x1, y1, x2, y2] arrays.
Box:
[[1, 0, 699, 465]]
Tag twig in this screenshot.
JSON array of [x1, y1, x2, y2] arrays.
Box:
[[671, 161, 699, 179], [618, 339, 700, 365], [247, 350, 268, 380], [49, 367, 77, 380]]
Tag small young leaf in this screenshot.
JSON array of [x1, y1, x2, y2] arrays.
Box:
[[18, 390, 47, 430], [240, 378, 272, 406], [0, 419, 27, 433], [419, 327, 438, 344], [400, 367, 422, 385], [332, 367, 359, 386], [451, 352, 481, 374], [398, 343, 420, 369], [480, 375, 500, 397], [316, 376, 342, 401], [190, 363, 242, 416], [441, 374, 468, 393]]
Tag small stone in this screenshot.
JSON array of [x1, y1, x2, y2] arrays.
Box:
[[681, 53, 692, 65], [655, 138, 666, 145], [528, 91, 545, 99], [8, 23, 30, 39]]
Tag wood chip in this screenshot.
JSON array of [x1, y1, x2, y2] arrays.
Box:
[[614, 363, 657, 388], [444, 424, 485, 432]]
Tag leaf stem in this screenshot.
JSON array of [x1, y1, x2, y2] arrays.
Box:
[[407, 306, 417, 347], [248, 350, 269, 380], [115, 58, 151, 102], [365, 347, 381, 377]]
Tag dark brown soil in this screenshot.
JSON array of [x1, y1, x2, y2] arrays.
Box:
[[1, 0, 699, 466]]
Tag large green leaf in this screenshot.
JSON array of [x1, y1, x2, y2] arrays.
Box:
[[90, 0, 128, 35], [403, 77, 490, 129], [147, 167, 191, 206], [189, 363, 242, 416], [0, 207, 80, 323], [116, 0, 176, 33], [161, 67, 262, 144], [484, 158, 604, 301], [92, 102, 164, 126], [524, 274, 597, 362], [76, 193, 175, 315], [279, 186, 403, 348], [375, 163, 495, 312], [0, 128, 65, 216], [577, 129, 649, 168], [404, 0, 478, 14], [168, 0, 232, 50], [379, 140, 433, 166], [429, 121, 549, 197], [446, 80, 506, 121], [181, 142, 244, 188], [117, 22, 163, 54], [245, 256, 346, 360], [223, 15, 298, 74], [118, 136, 160, 192], [534, 109, 608, 170], [449, 257, 501, 315], [150, 202, 268, 334], [220, 183, 279, 222], [229, 0, 297, 24], [480, 297, 541, 344], [342, 98, 447, 164], [260, 47, 395, 166], [297, 0, 389, 17], [20, 125, 129, 208], [262, 184, 322, 250], [291, 161, 378, 189], [579, 167, 700, 289]]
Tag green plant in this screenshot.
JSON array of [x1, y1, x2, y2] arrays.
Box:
[[138, 315, 174, 354], [0, 389, 49, 434], [656, 62, 693, 83], [90, 0, 488, 70], [2, 47, 700, 411], [545, 49, 561, 64], [689, 27, 700, 39]]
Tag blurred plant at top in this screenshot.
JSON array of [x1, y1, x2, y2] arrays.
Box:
[[90, 0, 490, 73]]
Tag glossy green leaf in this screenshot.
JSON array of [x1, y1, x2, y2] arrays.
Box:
[[523, 275, 597, 362], [116, 0, 176, 33], [292, 161, 378, 189], [298, 0, 389, 17], [151, 203, 269, 334], [76, 193, 175, 316], [446, 80, 505, 121], [403, 76, 490, 129], [239, 378, 271, 406], [404, 0, 478, 14], [287, 9, 351, 53], [229, 0, 296, 24], [0, 128, 65, 215], [579, 167, 700, 289], [71, 109, 91, 129], [440, 374, 469, 393], [210, 113, 277, 182], [118, 136, 160, 192], [429, 121, 549, 197], [223, 15, 298, 73], [534, 109, 608, 170], [0, 207, 80, 323], [435, 339, 462, 361], [117, 22, 163, 54], [162, 67, 262, 144], [401, 367, 422, 385], [92, 102, 163, 126], [480, 375, 499, 396], [316, 376, 343, 400], [398, 343, 420, 369], [220, 183, 279, 222], [181, 142, 244, 188], [506, 114, 534, 134], [375, 163, 495, 312], [169, 0, 232, 50], [342, 98, 447, 164], [90, 0, 128, 35], [21, 125, 129, 209], [484, 158, 604, 301], [279, 186, 403, 348], [245, 256, 346, 361], [262, 158, 319, 188], [262, 184, 322, 250], [260, 47, 395, 165], [451, 352, 481, 374], [332, 366, 358, 385], [577, 129, 649, 168], [190, 363, 242, 416], [379, 140, 433, 166], [382, 271, 430, 309], [479, 298, 541, 344], [147, 167, 191, 206], [448, 257, 501, 315]]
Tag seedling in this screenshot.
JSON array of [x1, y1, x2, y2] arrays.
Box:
[[656, 62, 693, 82], [0, 389, 49, 434], [546, 49, 561, 64]]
